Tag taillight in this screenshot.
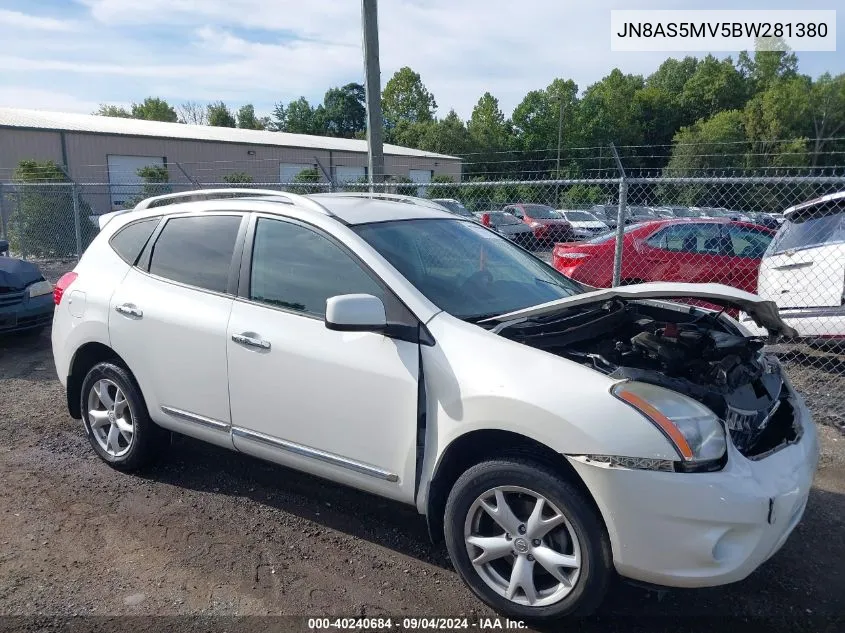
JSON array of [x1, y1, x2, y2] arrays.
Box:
[[54, 272, 78, 305]]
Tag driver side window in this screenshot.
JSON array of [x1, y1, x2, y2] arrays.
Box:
[[249, 218, 387, 318]]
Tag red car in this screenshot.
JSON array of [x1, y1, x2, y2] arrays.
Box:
[[502, 203, 575, 247], [552, 219, 775, 292]]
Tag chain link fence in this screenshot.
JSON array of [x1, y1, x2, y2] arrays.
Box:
[[1, 172, 844, 430]]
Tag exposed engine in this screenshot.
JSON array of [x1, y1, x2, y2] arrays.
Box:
[[495, 299, 800, 458]]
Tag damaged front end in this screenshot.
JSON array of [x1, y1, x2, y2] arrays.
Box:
[[488, 297, 801, 460]]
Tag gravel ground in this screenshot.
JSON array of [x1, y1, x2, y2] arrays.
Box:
[[1, 255, 843, 631]]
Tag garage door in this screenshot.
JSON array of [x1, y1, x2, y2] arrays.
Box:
[[280, 162, 315, 184], [334, 165, 366, 185], [409, 169, 433, 196], [107, 155, 166, 210]]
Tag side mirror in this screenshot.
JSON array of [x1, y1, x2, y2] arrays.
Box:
[[325, 294, 387, 333]]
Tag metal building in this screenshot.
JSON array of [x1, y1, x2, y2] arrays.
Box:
[[0, 107, 461, 213]]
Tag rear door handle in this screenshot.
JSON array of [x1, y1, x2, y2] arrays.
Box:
[[115, 303, 143, 318], [232, 333, 271, 350]]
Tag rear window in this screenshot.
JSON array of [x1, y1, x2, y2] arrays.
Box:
[[523, 205, 559, 219], [585, 223, 641, 244], [148, 215, 242, 293], [109, 217, 160, 265], [490, 212, 521, 225], [767, 201, 845, 255], [563, 211, 594, 221]]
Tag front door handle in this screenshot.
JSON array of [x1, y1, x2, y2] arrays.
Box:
[[232, 333, 271, 350], [115, 303, 143, 318]]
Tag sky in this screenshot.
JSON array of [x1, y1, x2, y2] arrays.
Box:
[[0, 0, 842, 121]]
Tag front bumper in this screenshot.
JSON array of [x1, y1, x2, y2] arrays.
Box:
[[567, 393, 818, 588], [0, 292, 54, 334]]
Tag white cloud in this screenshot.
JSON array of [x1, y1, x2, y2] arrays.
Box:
[[1, 0, 842, 120], [0, 9, 75, 31], [0, 86, 103, 113]]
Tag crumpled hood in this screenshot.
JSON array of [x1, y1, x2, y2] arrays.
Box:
[[0, 257, 44, 291], [482, 282, 799, 338]]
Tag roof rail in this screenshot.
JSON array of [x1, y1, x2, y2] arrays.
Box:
[[134, 188, 335, 217], [310, 191, 449, 212]]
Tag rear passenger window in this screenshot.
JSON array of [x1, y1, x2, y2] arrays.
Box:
[[149, 215, 241, 293], [110, 218, 160, 265]]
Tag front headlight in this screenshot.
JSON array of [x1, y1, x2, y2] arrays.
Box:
[[28, 280, 53, 298], [612, 381, 726, 467]]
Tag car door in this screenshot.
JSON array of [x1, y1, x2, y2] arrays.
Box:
[[109, 212, 246, 449], [640, 223, 729, 283], [723, 224, 774, 292], [226, 215, 421, 502]]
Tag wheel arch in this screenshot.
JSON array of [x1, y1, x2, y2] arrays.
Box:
[[66, 342, 127, 419], [424, 429, 601, 544]]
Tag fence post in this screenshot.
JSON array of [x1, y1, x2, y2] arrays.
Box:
[[12, 190, 26, 260], [609, 143, 627, 288], [0, 184, 6, 241], [72, 183, 82, 261]]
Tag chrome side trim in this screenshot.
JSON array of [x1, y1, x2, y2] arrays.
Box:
[[231, 426, 399, 482], [161, 406, 230, 431]]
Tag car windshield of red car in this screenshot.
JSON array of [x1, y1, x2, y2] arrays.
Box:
[[522, 205, 559, 219]]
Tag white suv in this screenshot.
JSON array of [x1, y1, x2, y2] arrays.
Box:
[[52, 190, 818, 621]]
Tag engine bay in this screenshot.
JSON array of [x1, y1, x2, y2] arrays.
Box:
[[494, 299, 800, 459]]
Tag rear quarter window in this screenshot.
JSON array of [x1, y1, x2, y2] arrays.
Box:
[[109, 217, 161, 265]]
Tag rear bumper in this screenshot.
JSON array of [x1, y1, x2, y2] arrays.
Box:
[[568, 393, 818, 588], [0, 293, 54, 334], [740, 305, 845, 339]]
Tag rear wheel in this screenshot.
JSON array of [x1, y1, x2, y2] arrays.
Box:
[[80, 361, 167, 471], [444, 459, 612, 621]]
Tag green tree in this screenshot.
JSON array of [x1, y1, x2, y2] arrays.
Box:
[[130, 164, 172, 205], [467, 92, 512, 177], [207, 101, 237, 127], [577, 70, 644, 148], [512, 78, 579, 176], [666, 110, 748, 175], [646, 56, 700, 96], [426, 174, 459, 199], [560, 184, 605, 207], [680, 55, 747, 124], [322, 83, 366, 138], [744, 76, 811, 169], [236, 104, 268, 130], [809, 73, 845, 167], [222, 172, 254, 183], [271, 97, 323, 134], [11, 160, 96, 257], [130, 97, 178, 122], [382, 67, 437, 138], [418, 110, 473, 156], [95, 104, 131, 118], [738, 39, 798, 93], [288, 167, 323, 194]]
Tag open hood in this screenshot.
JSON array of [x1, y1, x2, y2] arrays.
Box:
[[481, 282, 799, 338]]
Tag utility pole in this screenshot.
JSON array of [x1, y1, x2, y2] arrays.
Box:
[[555, 95, 564, 205], [362, 0, 384, 192]]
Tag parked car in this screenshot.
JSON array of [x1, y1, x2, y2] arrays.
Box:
[[52, 190, 816, 622], [557, 210, 609, 239], [553, 219, 775, 291], [741, 191, 845, 341], [476, 211, 536, 247], [745, 212, 781, 231], [590, 204, 630, 229], [502, 203, 575, 246], [431, 198, 478, 221], [0, 240, 55, 336]]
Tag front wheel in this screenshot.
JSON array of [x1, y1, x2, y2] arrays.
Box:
[[444, 459, 612, 621]]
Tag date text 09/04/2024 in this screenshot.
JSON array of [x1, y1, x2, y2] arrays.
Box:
[[307, 617, 528, 630]]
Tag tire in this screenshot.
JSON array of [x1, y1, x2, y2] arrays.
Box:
[[444, 459, 612, 621], [80, 361, 167, 471]]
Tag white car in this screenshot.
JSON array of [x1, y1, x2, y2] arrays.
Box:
[[741, 191, 845, 341], [51, 190, 818, 621], [556, 210, 609, 239]]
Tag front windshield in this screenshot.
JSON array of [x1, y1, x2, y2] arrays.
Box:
[[562, 211, 595, 221], [767, 202, 845, 255], [523, 204, 559, 219], [354, 219, 583, 319]]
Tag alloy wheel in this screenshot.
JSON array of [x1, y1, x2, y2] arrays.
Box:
[[87, 378, 134, 457], [464, 485, 581, 607]]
